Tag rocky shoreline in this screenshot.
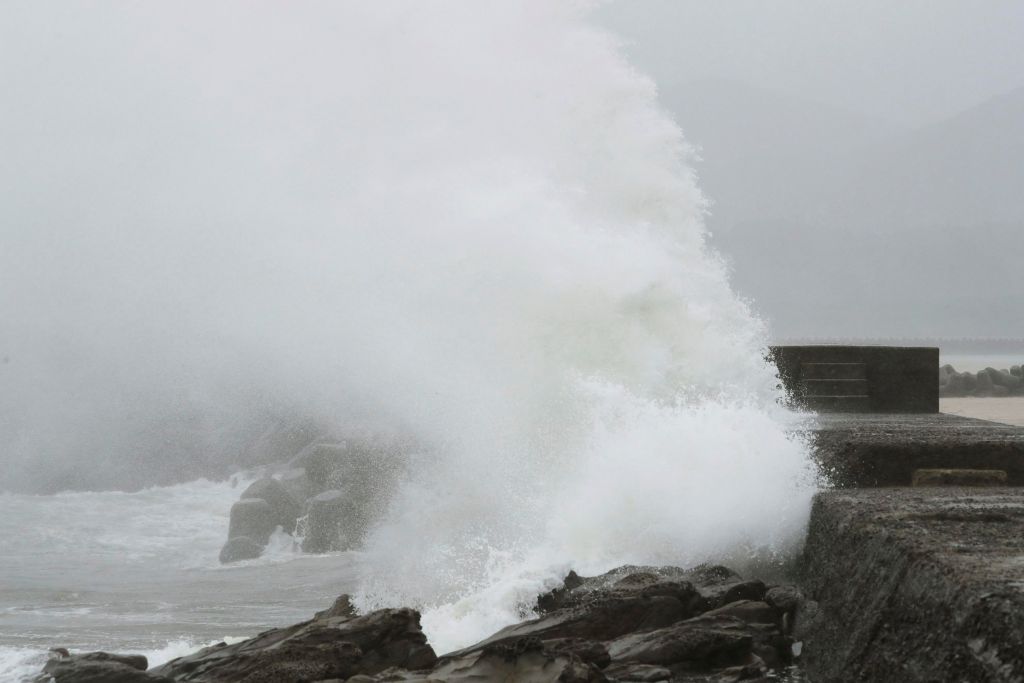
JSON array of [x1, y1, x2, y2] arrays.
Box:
[[33, 564, 810, 682], [939, 364, 1024, 397]]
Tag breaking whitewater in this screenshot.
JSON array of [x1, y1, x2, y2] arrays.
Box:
[[0, 2, 819, 679]]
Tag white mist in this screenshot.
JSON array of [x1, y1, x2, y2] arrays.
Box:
[[0, 0, 818, 654]]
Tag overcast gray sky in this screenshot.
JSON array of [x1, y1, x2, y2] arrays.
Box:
[[598, 0, 1024, 126]]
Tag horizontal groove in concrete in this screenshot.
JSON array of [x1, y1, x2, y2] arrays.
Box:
[[802, 379, 870, 396], [802, 395, 872, 412], [800, 362, 867, 380]]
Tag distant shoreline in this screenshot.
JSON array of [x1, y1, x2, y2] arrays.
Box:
[[773, 338, 1024, 354]]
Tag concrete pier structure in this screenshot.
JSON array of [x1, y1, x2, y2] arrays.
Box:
[[771, 345, 938, 413]]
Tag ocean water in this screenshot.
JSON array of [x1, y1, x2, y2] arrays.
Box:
[[0, 3, 819, 679], [0, 477, 368, 680]]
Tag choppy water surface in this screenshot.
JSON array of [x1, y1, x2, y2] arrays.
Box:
[[0, 478, 362, 680]]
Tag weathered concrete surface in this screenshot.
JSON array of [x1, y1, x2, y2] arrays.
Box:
[[810, 413, 1024, 486], [800, 488, 1024, 682]]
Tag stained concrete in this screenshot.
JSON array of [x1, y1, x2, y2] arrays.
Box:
[[799, 488, 1024, 682], [809, 413, 1024, 487], [772, 345, 939, 413]]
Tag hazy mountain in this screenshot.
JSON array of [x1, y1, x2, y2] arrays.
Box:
[[834, 86, 1024, 227], [659, 81, 1024, 339], [659, 78, 904, 229]]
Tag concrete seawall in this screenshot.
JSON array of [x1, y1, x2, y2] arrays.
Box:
[[799, 488, 1024, 682], [810, 413, 1024, 487]]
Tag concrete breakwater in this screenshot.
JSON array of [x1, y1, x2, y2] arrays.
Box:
[[799, 489, 1024, 682], [795, 397, 1024, 682], [940, 364, 1024, 397]]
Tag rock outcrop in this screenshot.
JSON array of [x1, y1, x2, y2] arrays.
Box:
[[151, 607, 437, 682], [41, 564, 803, 682], [34, 652, 171, 682]]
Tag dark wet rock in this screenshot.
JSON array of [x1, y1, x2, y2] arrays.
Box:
[[218, 536, 264, 563], [227, 498, 276, 545], [301, 489, 349, 553], [542, 638, 611, 668], [764, 586, 803, 634], [606, 615, 754, 668], [764, 586, 802, 614], [314, 594, 358, 620], [36, 651, 170, 682], [603, 663, 673, 681], [77, 563, 800, 683], [536, 565, 733, 615], [478, 583, 702, 647], [240, 478, 300, 534], [697, 580, 766, 610], [703, 600, 777, 626], [152, 606, 436, 682], [375, 638, 607, 682]]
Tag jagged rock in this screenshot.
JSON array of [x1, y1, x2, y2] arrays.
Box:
[[62, 564, 801, 683], [152, 605, 436, 682], [536, 565, 735, 615], [36, 651, 170, 683], [240, 478, 301, 534], [227, 498, 276, 545], [364, 638, 607, 682], [218, 536, 264, 563], [476, 582, 702, 647], [302, 489, 349, 553], [315, 594, 358, 620], [608, 614, 788, 672]]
